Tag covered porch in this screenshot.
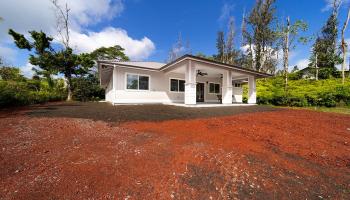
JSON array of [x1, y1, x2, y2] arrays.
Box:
[[161, 56, 263, 105]]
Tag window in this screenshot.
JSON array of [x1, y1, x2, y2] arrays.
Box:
[[234, 83, 242, 88], [179, 80, 185, 92], [170, 79, 185, 92], [209, 83, 220, 94], [139, 76, 149, 90], [126, 74, 150, 90]]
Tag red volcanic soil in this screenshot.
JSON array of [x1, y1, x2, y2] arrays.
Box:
[[0, 104, 349, 199]]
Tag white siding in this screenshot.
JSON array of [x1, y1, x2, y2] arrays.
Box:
[[232, 87, 243, 103], [105, 66, 223, 104], [105, 75, 113, 102]]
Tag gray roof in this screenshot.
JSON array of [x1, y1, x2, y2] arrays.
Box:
[[98, 61, 166, 69]]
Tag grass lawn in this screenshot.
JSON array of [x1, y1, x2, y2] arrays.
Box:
[[280, 106, 350, 115], [304, 106, 350, 115], [0, 102, 349, 199]]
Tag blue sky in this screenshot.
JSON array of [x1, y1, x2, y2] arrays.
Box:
[[0, 0, 349, 77]]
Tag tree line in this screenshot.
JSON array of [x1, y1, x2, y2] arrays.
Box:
[[168, 0, 350, 89], [0, 0, 130, 106]]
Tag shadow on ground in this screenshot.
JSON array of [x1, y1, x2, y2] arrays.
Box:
[[25, 102, 279, 123]]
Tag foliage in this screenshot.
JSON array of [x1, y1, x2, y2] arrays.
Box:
[[167, 33, 191, 62], [0, 66, 25, 81], [89, 45, 129, 61], [245, 0, 278, 73], [195, 53, 215, 60], [0, 79, 66, 108], [256, 77, 350, 107], [309, 1, 342, 79], [8, 29, 95, 101], [71, 74, 104, 102], [216, 31, 225, 62], [214, 18, 240, 65]]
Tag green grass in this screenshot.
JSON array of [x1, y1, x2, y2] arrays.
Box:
[[303, 106, 350, 115], [276, 106, 350, 115]]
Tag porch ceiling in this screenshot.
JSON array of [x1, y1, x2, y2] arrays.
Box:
[[161, 55, 272, 78], [99, 64, 113, 88], [166, 60, 249, 78]]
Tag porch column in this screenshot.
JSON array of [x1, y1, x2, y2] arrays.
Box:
[[185, 60, 196, 105], [222, 70, 233, 104], [248, 76, 257, 104], [113, 65, 117, 101]]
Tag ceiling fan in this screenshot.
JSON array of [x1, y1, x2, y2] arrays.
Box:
[[197, 70, 208, 76]]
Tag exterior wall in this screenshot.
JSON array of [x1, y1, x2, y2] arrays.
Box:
[[232, 87, 243, 103], [114, 67, 183, 103], [105, 66, 222, 104], [197, 76, 222, 103], [105, 76, 113, 102]]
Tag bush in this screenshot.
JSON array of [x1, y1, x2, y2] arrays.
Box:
[[0, 80, 66, 108], [71, 74, 104, 102], [256, 77, 350, 107]]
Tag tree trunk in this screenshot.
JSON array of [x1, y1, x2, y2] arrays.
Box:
[[315, 53, 319, 81], [341, 7, 350, 84], [284, 17, 290, 92], [66, 76, 72, 101]]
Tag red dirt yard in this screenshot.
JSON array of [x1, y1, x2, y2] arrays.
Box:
[[0, 103, 349, 199]]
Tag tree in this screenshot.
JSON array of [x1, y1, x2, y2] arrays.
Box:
[[215, 17, 239, 65], [52, 0, 70, 49], [277, 17, 309, 91], [0, 66, 25, 81], [240, 13, 255, 70], [8, 29, 94, 101], [195, 52, 215, 60], [291, 65, 299, 73], [167, 33, 190, 62], [341, 6, 350, 84], [245, 0, 278, 73], [310, 0, 342, 79], [224, 17, 239, 64], [89, 45, 129, 61], [71, 74, 104, 102], [216, 31, 225, 62]]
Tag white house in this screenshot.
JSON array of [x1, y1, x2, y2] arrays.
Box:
[[98, 55, 271, 105]]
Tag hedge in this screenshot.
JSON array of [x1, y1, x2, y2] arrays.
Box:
[[255, 78, 350, 107], [0, 80, 66, 108]]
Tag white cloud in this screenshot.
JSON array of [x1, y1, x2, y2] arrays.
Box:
[[0, 0, 124, 40], [54, 0, 124, 30], [291, 58, 310, 70], [322, 0, 349, 12], [20, 62, 36, 78], [0, 0, 156, 61], [218, 3, 234, 22], [70, 27, 155, 60], [0, 44, 16, 64], [346, 38, 350, 47]]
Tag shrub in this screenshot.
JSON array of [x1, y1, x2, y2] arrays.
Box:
[[256, 77, 350, 107], [71, 74, 104, 102], [0, 80, 66, 108]]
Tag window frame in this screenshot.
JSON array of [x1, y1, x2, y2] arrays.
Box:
[[125, 73, 151, 91], [208, 82, 221, 94], [169, 78, 185, 93], [233, 83, 242, 88]]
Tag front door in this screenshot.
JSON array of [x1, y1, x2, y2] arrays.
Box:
[[196, 83, 205, 102]]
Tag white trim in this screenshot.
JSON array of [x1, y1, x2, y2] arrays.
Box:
[[161, 57, 267, 77], [169, 77, 185, 93], [208, 82, 221, 94], [196, 81, 206, 102], [125, 72, 151, 92], [101, 63, 160, 72]]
